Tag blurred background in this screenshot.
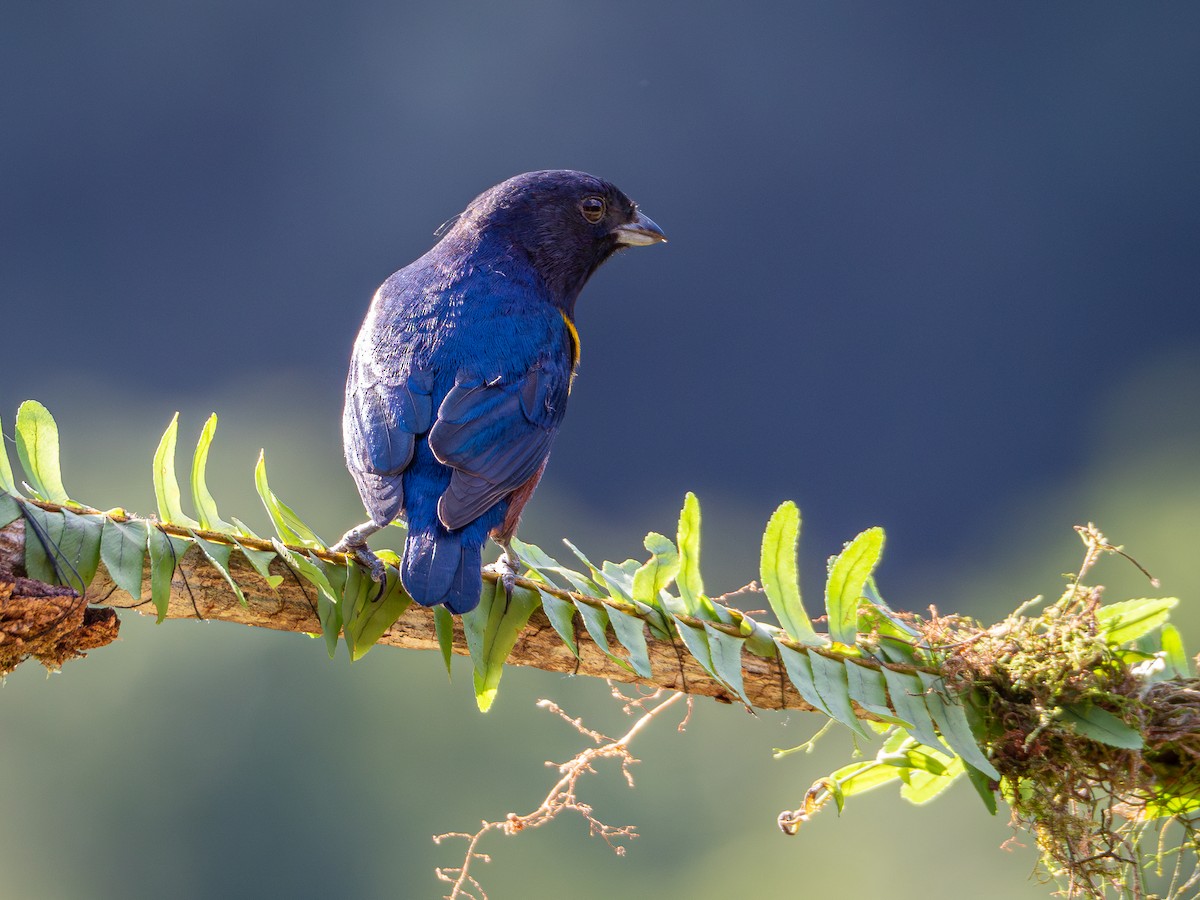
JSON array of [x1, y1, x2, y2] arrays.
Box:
[[2, 3, 1199, 898]]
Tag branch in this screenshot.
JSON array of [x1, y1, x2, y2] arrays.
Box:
[[0, 517, 814, 711]]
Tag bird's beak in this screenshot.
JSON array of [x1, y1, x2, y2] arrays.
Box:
[[611, 210, 667, 246]]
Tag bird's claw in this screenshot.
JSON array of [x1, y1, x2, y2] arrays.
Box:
[[336, 540, 387, 583], [489, 548, 522, 598]]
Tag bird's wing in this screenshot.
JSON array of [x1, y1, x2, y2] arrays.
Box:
[[428, 359, 569, 531], [343, 353, 434, 525]]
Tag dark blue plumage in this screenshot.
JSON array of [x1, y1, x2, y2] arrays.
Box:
[[335, 171, 665, 613]]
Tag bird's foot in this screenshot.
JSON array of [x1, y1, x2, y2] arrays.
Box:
[[333, 523, 388, 582], [335, 538, 387, 583], [488, 546, 523, 598]]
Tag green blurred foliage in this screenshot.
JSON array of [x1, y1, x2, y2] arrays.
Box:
[[2, 356, 1197, 898]]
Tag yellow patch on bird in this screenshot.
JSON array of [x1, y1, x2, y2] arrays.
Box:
[[561, 310, 581, 371]]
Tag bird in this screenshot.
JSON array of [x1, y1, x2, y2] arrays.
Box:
[[333, 170, 666, 614]]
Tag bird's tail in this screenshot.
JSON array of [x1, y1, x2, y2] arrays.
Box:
[[401, 526, 483, 614]]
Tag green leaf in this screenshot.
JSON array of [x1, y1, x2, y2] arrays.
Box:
[[0, 414, 18, 495], [632, 532, 680, 609], [574, 600, 634, 673], [1161, 624, 1191, 678], [964, 763, 999, 815], [22, 504, 62, 583], [148, 526, 192, 622], [152, 414, 201, 528], [234, 540, 283, 589], [1096, 597, 1179, 646], [1061, 703, 1144, 750], [599, 558, 637, 602], [341, 562, 405, 660], [809, 651, 871, 737], [676, 493, 715, 618], [100, 518, 149, 600], [845, 661, 910, 726], [254, 451, 325, 548], [917, 673, 1000, 779], [14, 400, 71, 504], [509, 537, 599, 596], [704, 625, 751, 707], [825, 527, 885, 646], [190, 533, 247, 607], [777, 643, 835, 717], [433, 605, 455, 678], [760, 501, 818, 643], [463, 581, 541, 712], [58, 510, 103, 592], [0, 490, 21, 529], [190, 414, 232, 532], [880, 668, 952, 755], [345, 565, 412, 661], [21, 506, 102, 591], [825, 760, 904, 801], [901, 754, 965, 805], [675, 617, 718, 679], [272, 540, 342, 657], [610, 608, 652, 678], [539, 589, 579, 658]]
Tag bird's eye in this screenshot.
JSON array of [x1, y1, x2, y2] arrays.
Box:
[[580, 196, 606, 224]]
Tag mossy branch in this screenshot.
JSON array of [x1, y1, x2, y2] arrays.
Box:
[[0, 510, 810, 710]]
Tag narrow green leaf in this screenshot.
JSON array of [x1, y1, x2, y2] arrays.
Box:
[[0, 490, 21, 529], [880, 668, 952, 755], [1161, 624, 1191, 678], [148, 526, 193, 622], [1096, 597, 1179, 646], [610, 609, 652, 678], [14, 400, 71, 504], [339, 563, 372, 659], [676, 493, 715, 618], [760, 502, 818, 643], [190, 533, 247, 607], [826, 760, 904, 799], [901, 755, 965, 805], [347, 566, 412, 661], [964, 763, 999, 815], [809, 651, 871, 737], [254, 451, 325, 548], [272, 540, 341, 657], [311, 556, 345, 659], [100, 518, 149, 600], [675, 617, 718, 679], [463, 581, 540, 712], [574, 600, 634, 673], [234, 540, 283, 589], [152, 414, 201, 527], [632, 532, 679, 609], [54, 510, 103, 592], [433, 605, 455, 677], [825, 527, 885, 646], [190, 414, 232, 532], [704, 624, 751, 707], [600, 558, 637, 602], [23, 504, 63, 583], [777, 643, 834, 716], [21, 506, 102, 592], [917, 673, 1000, 780], [1061, 703, 1144, 750], [538, 589, 579, 658], [845, 661, 910, 726], [0, 414, 18, 494]]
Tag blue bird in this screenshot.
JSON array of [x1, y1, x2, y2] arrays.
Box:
[[333, 171, 666, 613]]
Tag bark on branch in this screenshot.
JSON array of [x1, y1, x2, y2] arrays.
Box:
[[0, 519, 818, 711]]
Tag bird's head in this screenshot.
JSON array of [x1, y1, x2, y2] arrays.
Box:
[[455, 170, 666, 312]]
